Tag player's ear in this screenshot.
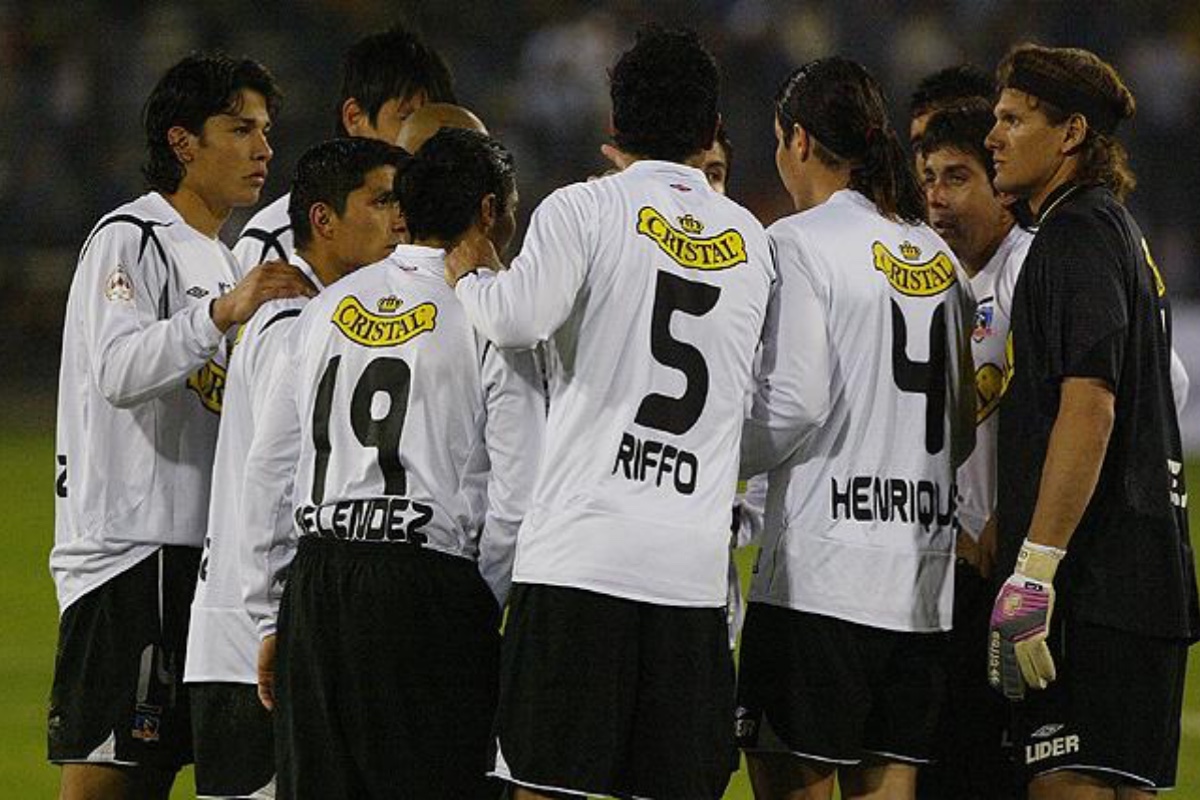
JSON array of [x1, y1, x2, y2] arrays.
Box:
[[310, 202, 335, 241], [478, 193, 498, 232], [794, 123, 812, 162], [168, 125, 196, 164], [1062, 113, 1088, 154], [342, 98, 368, 137]]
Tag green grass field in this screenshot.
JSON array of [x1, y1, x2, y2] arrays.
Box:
[[2, 425, 1198, 798]]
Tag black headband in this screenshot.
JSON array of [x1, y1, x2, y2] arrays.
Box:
[[1007, 65, 1121, 135]]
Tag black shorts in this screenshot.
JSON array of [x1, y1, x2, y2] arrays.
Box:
[[191, 682, 274, 799], [275, 537, 502, 800], [1012, 614, 1189, 790], [493, 583, 736, 800], [918, 561, 1019, 799], [736, 602, 948, 766], [48, 546, 200, 772]]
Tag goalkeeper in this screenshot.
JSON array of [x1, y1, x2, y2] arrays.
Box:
[[986, 44, 1198, 797]]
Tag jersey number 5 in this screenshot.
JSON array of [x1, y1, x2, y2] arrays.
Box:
[[891, 299, 947, 455], [635, 270, 721, 436], [310, 355, 412, 504]]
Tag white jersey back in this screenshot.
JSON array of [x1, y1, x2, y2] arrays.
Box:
[[185, 258, 320, 684], [956, 225, 1031, 538], [750, 189, 975, 632], [232, 193, 293, 271], [240, 246, 543, 634], [455, 160, 773, 606], [53, 192, 238, 612]]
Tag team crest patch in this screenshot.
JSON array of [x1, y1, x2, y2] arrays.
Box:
[[872, 241, 956, 297], [131, 703, 162, 742], [188, 359, 226, 414], [636, 206, 747, 271], [973, 299, 994, 343], [332, 295, 437, 347], [104, 266, 134, 302]]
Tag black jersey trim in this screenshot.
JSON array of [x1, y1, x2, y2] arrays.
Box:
[[83, 214, 172, 265], [240, 225, 291, 263], [261, 308, 302, 334], [481, 340, 494, 367]]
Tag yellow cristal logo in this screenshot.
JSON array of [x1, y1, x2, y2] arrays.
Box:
[[1141, 238, 1166, 298], [872, 241, 956, 297], [187, 359, 226, 414], [332, 295, 436, 347], [377, 295, 401, 312], [636, 206, 747, 271]]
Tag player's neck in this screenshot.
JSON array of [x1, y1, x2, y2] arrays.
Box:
[[1027, 158, 1079, 220], [296, 246, 343, 289], [162, 185, 230, 239], [797, 167, 850, 212], [961, 214, 1015, 278]]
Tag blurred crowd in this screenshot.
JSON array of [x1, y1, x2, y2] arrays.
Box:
[[3, 0, 1199, 387]]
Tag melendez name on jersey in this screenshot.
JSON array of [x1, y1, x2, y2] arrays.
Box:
[[52, 192, 240, 612]]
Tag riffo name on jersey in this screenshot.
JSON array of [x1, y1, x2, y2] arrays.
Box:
[[830, 475, 955, 527], [636, 206, 747, 271], [612, 431, 698, 495], [332, 295, 437, 347], [295, 496, 433, 544]]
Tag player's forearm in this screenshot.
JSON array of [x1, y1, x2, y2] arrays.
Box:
[[95, 303, 224, 408], [1025, 378, 1115, 550]]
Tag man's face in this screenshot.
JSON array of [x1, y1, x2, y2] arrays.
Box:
[[923, 146, 1006, 266], [357, 91, 428, 145], [488, 189, 520, 257], [698, 141, 729, 195], [330, 165, 404, 274], [183, 88, 272, 209], [986, 89, 1065, 199]]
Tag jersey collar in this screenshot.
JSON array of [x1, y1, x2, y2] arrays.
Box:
[[289, 252, 325, 291], [388, 244, 447, 278], [1034, 181, 1083, 226], [624, 159, 712, 191]]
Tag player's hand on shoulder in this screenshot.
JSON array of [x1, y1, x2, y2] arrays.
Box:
[[210, 260, 317, 332], [445, 227, 502, 287]]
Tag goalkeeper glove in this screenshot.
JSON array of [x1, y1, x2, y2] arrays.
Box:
[[988, 538, 1065, 700]]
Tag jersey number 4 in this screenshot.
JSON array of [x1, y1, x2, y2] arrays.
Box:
[[311, 355, 411, 504], [635, 271, 721, 436], [891, 299, 947, 455]]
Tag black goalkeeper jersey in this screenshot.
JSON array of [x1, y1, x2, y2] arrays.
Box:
[[996, 182, 1199, 641]]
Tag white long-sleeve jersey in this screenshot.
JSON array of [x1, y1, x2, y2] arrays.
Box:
[[232, 193, 293, 271], [52, 192, 240, 613], [746, 189, 976, 632], [184, 256, 322, 684], [241, 246, 544, 637], [956, 225, 1031, 539], [454, 160, 773, 607]]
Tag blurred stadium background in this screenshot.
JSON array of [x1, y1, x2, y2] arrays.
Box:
[[0, 1, 1197, 797]]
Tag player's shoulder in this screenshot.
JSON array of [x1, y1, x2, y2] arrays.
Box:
[[238, 193, 292, 237], [244, 295, 310, 341], [85, 193, 176, 247]]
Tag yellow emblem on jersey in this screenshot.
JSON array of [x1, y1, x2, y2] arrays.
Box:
[[187, 359, 226, 414], [872, 241, 956, 297], [976, 363, 1003, 423], [999, 330, 1015, 400], [332, 295, 436, 347], [1141, 238, 1166, 298], [636, 207, 746, 271]]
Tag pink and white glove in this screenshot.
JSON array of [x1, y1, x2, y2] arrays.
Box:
[[988, 539, 1065, 700]]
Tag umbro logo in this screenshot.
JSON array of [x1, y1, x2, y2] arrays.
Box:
[[186, 286, 209, 299], [1031, 723, 1064, 739]]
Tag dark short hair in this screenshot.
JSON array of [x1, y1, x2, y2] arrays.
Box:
[[396, 128, 515, 243], [335, 24, 456, 136], [610, 25, 720, 163], [142, 53, 281, 194], [909, 64, 996, 118], [288, 138, 408, 249], [916, 99, 998, 182], [776, 57, 925, 223]]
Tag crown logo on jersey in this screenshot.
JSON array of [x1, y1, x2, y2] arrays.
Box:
[[899, 241, 921, 261], [333, 295, 437, 348], [377, 295, 402, 313], [636, 206, 747, 271], [871, 241, 956, 297]]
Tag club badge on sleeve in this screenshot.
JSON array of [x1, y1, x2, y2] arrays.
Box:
[[104, 265, 134, 303]]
